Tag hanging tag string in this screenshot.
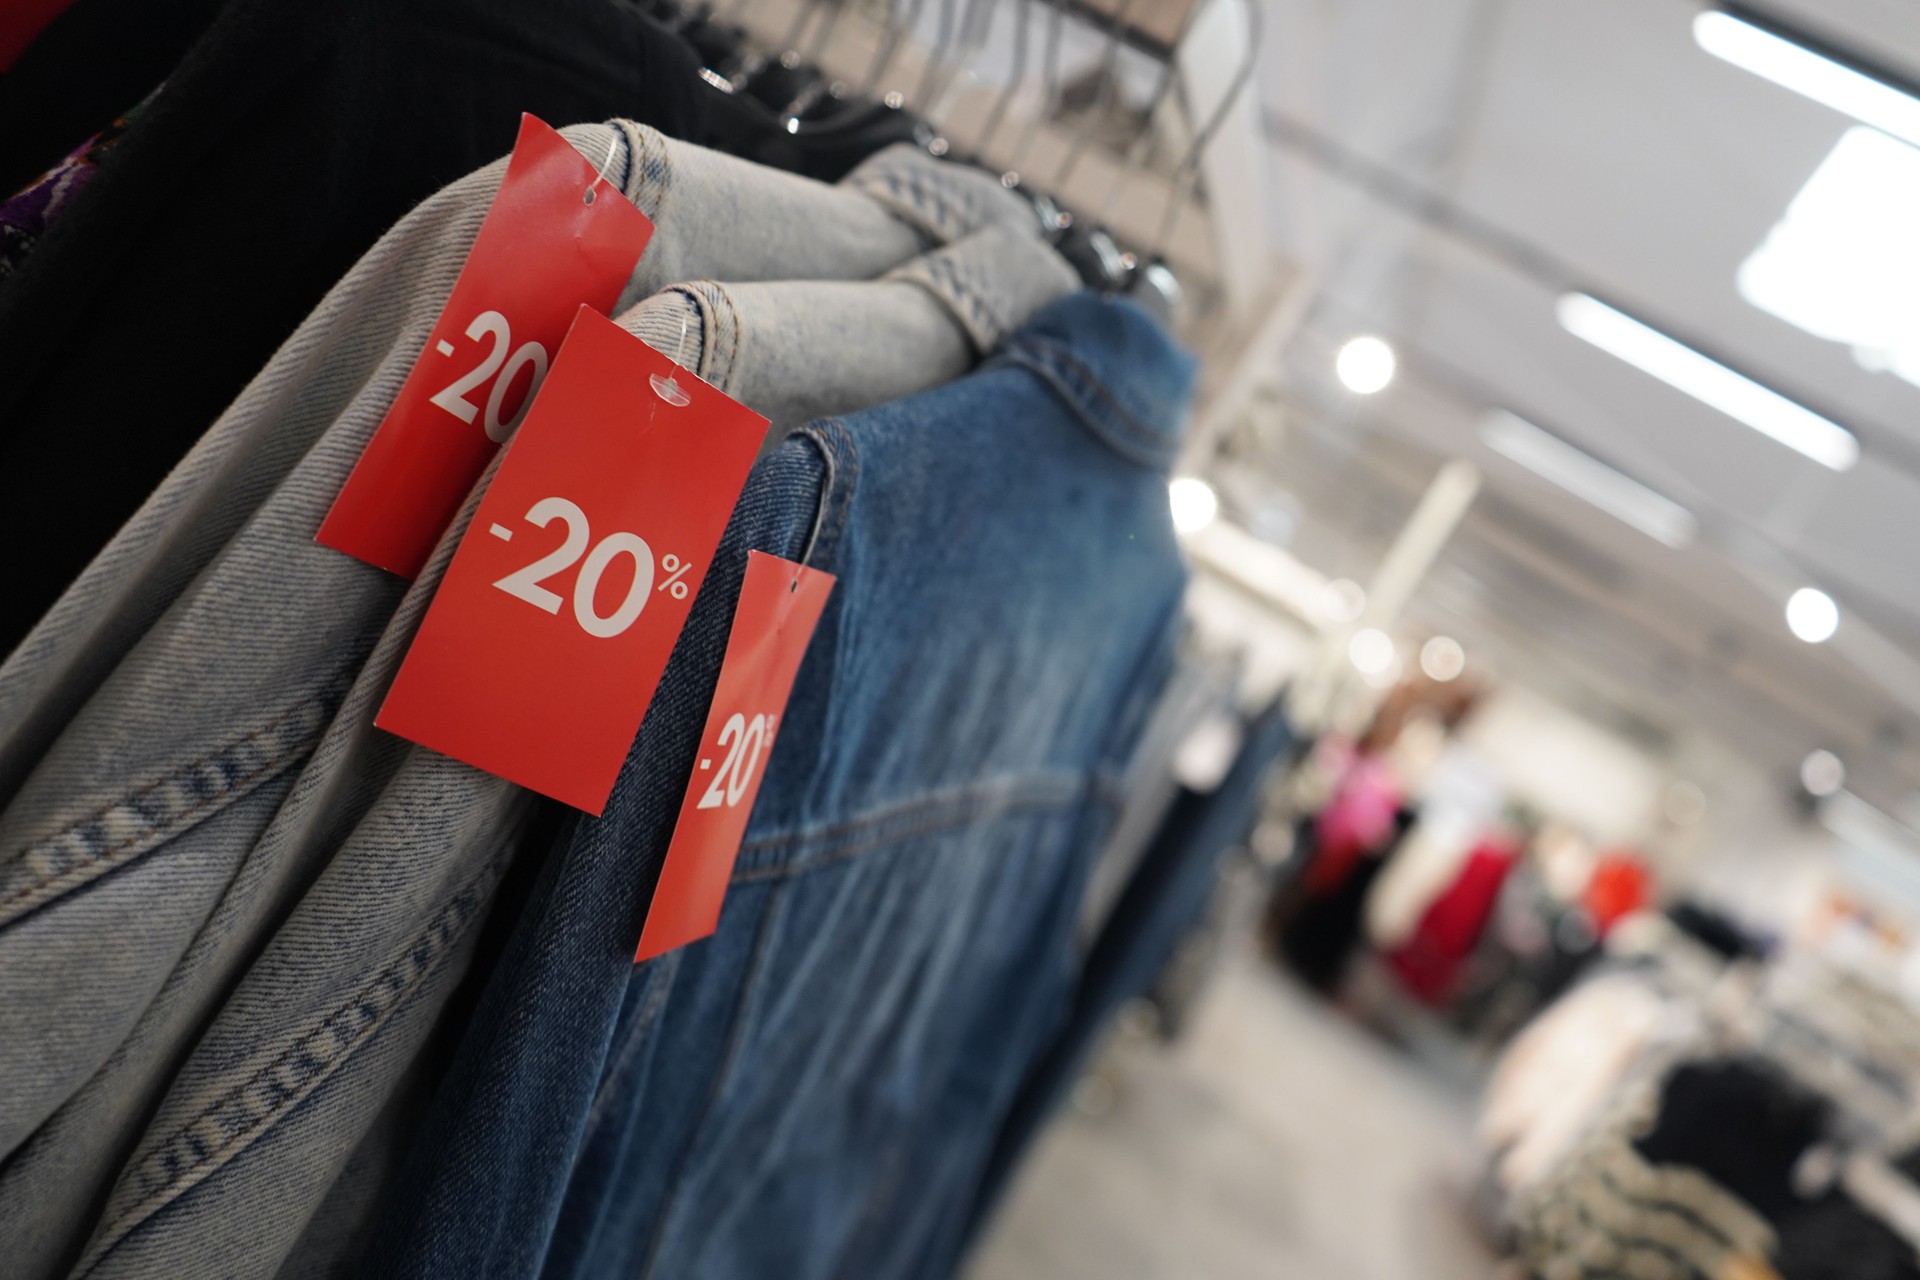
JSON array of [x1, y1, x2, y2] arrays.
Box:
[[650, 309, 693, 407], [584, 132, 619, 205]]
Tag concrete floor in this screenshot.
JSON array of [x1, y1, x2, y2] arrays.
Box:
[[966, 947, 1508, 1280]]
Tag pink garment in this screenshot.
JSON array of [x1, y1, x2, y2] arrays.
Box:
[[1304, 752, 1402, 895], [1387, 836, 1518, 1004]]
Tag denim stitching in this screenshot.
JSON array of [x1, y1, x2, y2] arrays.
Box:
[[795, 420, 859, 569], [82, 853, 509, 1266], [1001, 337, 1175, 469], [737, 772, 1082, 853], [731, 773, 1087, 881], [733, 793, 1079, 885], [620, 121, 672, 222], [581, 950, 683, 1141], [0, 695, 331, 926]]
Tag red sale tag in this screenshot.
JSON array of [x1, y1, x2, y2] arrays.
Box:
[[636, 552, 835, 961], [318, 114, 655, 578], [375, 306, 768, 814]]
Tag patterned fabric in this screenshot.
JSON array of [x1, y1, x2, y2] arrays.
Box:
[[1516, 1069, 1780, 1280], [0, 85, 155, 281]]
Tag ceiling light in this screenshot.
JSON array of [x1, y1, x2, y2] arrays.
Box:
[[1419, 635, 1466, 682], [1167, 477, 1219, 533], [1785, 586, 1839, 643], [1335, 335, 1396, 394], [1481, 411, 1698, 547], [1695, 10, 1920, 149], [1799, 748, 1845, 798], [1319, 578, 1367, 623], [1557, 293, 1859, 471], [1738, 126, 1920, 392], [1348, 627, 1396, 675]]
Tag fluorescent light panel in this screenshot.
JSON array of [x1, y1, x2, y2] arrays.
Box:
[[1481, 410, 1699, 548], [1695, 10, 1920, 149], [1556, 294, 1859, 471]]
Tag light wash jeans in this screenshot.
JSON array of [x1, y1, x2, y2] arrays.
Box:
[[0, 121, 1039, 1280]]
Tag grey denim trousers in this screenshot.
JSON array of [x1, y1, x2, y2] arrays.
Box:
[[0, 120, 1050, 1280]]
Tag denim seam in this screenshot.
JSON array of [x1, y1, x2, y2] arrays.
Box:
[[731, 793, 1079, 885], [80, 852, 509, 1268], [0, 694, 330, 926], [736, 772, 1084, 857], [730, 775, 1087, 881], [1002, 337, 1174, 469], [580, 950, 683, 1141], [713, 282, 744, 393], [621, 121, 671, 222], [795, 420, 859, 569]]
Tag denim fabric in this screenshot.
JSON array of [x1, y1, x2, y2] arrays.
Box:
[[623, 223, 1077, 431], [365, 291, 1196, 1280], [0, 128, 1029, 1279], [966, 701, 1297, 1247], [0, 126, 1025, 802]]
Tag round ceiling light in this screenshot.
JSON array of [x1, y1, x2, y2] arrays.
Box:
[[1336, 335, 1397, 394], [1785, 587, 1839, 643]]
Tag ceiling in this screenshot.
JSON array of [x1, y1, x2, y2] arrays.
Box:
[[1230, 0, 1920, 811]]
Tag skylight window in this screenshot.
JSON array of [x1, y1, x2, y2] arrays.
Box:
[[1739, 125, 1920, 392]]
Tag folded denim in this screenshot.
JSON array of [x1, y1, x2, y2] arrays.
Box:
[[0, 123, 1030, 804], [0, 124, 1031, 1279], [364, 292, 1196, 1280], [622, 223, 1078, 432]]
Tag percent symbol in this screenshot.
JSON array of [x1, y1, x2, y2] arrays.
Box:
[[657, 554, 694, 599]]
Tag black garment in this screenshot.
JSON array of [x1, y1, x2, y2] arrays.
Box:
[[1279, 805, 1416, 993], [0, 0, 705, 653], [0, 0, 226, 195], [1635, 1058, 1829, 1222], [1775, 1193, 1920, 1280], [701, 83, 926, 181]]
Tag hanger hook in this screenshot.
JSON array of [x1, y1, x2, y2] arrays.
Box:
[[922, 0, 1000, 130], [803, 0, 852, 61], [1092, 0, 1199, 228], [1053, 0, 1144, 192], [1006, 0, 1065, 176], [865, 0, 931, 95], [1151, 0, 1263, 260], [781, 0, 830, 54], [973, 0, 1031, 159]]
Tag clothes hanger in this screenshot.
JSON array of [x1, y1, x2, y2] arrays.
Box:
[[1131, 0, 1263, 318]]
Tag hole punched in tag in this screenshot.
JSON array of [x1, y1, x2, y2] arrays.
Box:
[[583, 133, 619, 205], [650, 310, 693, 407]]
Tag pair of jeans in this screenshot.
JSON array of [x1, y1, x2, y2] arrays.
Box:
[[967, 700, 1297, 1242], [365, 290, 1197, 1280], [0, 123, 1031, 1279], [622, 222, 1078, 433]]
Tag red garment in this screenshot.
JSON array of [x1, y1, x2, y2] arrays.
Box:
[[1584, 852, 1652, 934], [1388, 837, 1518, 1004], [0, 0, 75, 70]]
